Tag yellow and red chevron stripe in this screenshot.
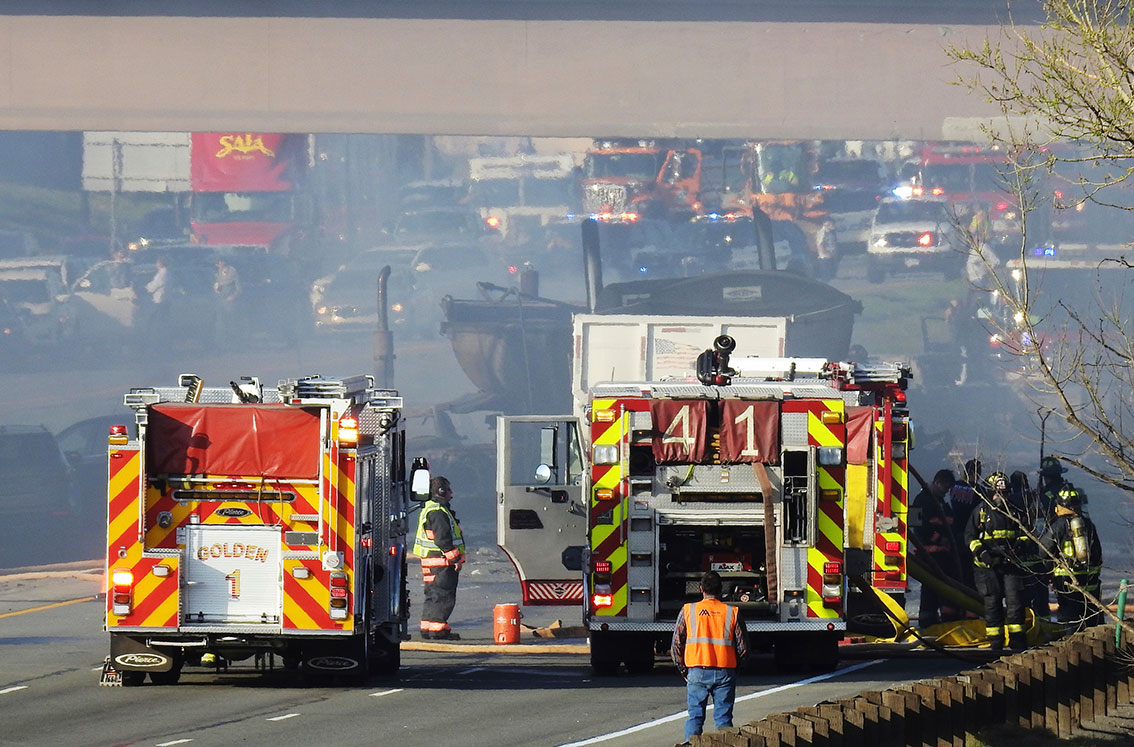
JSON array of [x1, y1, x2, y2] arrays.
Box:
[[282, 557, 344, 631], [792, 399, 847, 619], [282, 448, 356, 631], [107, 447, 181, 629], [589, 398, 629, 617], [871, 410, 909, 589]]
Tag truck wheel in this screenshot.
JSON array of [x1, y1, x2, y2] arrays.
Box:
[[120, 671, 146, 687], [589, 632, 620, 676], [807, 634, 840, 672], [149, 666, 182, 685], [624, 634, 655, 674], [370, 634, 401, 676], [866, 259, 885, 284], [773, 638, 804, 673]]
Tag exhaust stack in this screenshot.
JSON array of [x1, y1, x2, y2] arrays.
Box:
[[752, 206, 777, 271], [374, 265, 394, 389], [582, 217, 603, 313]]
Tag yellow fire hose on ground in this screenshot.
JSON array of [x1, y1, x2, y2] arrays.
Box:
[[856, 551, 1065, 649]]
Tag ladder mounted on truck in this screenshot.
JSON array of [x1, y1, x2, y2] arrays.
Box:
[[696, 335, 911, 390]]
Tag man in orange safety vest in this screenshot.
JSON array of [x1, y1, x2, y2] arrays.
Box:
[[671, 570, 750, 743]]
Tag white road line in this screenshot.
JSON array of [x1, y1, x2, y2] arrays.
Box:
[[266, 713, 299, 722], [456, 667, 484, 675], [556, 659, 884, 747], [368, 688, 404, 698], [90, 666, 104, 672], [156, 739, 193, 746], [0, 686, 28, 695]]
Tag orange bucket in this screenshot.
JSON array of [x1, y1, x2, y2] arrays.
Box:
[[493, 603, 522, 644]]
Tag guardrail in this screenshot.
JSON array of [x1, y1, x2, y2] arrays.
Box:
[[691, 625, 1132, 746]]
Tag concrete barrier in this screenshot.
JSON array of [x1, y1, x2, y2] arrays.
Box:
[[691, 625, 1133, 746]]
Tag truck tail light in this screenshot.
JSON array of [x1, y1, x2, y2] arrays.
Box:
[[337, 415, 359, 446], [592, 593, 613, 608], [112, 569, 133, 616], [883, 540, 901, 553], [821, 562, 843, 605], [329, 571, 349, 620], [108, 425, 129, 445], [594, 561, 612, 574]]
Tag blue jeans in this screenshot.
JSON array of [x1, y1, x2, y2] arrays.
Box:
[[684, 666, 738, 740]]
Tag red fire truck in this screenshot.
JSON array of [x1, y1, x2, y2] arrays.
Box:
[[103, 373, 416, 685], [497, 331, 912, 674]]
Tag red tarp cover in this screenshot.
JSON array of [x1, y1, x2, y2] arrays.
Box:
[[718, 400, 780, 464], [846, 406, 874, 466], [650, 400, 708, 464], [146, 403, 321, 478]]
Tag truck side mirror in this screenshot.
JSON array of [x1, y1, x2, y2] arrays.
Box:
[[410, 456, 431, 501]]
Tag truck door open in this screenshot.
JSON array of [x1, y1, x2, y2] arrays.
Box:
[[496, 416, 586, 606]]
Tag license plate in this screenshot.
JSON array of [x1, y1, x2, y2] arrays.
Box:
[[711, 562, 743, 572], [904, 257, 921, 267]]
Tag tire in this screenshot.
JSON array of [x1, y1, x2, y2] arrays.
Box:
[[589, 631, 620, 676], [370, 633, 401, 676], [149, 655, 184, 685], [866, 259, 885, 284], [624, 634, 655, 674], [806, 634, 840, 672], [149, 666, 182, 685], [773, 637, 804, 673], [120, 670, 146, 687]]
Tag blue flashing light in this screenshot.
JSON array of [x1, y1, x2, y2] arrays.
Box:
[[638, 265, 649, 274], [1032, 245, 1056, 257]]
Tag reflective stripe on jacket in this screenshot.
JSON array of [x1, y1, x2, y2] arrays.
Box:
[[412, 500, 465, 561], [682, 598, 740, 669]]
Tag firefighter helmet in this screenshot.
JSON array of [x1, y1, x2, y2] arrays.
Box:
[[1039, 455, 1067, 478], [985, 471, 1008, 493], [1056, 484, 1084, 510]]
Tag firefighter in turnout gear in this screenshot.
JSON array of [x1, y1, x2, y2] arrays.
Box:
[[1041, 484, 1103, 631], [671, 571, 750, 742], [1038, 455, 1073, 524], [965, 472, 1029, 650], [412, 476, 465, 640], [911, 469, 961, 628]]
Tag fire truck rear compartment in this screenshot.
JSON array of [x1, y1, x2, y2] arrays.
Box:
[[658, 524, 774, 618]]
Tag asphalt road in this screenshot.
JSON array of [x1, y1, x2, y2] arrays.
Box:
[[0, 563, 980, 747]]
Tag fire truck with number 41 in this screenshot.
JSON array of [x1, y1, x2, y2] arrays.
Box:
[[103, 373, 419, 685], [497, 334, 912, 674]]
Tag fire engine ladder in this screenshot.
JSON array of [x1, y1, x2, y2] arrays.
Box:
[[727, 357, 911, 388]]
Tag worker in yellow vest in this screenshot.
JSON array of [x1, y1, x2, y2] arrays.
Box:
[[412, 476, 465, 640], [671, 570, 749, 742]]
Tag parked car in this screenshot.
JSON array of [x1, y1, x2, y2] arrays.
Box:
[[55, 413, 124, 528], [0, 257, 78, 347], [0, 424, 81, 566], [0, 228, 41, 259], [311, 248, 418, 334], [866, 197, 962, 283]]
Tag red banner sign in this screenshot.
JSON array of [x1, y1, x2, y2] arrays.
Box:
[[190, 133, 297, 192], [845, 406, 873, 465], [650, 400, 708, 464], [719, 400, 780, 464]]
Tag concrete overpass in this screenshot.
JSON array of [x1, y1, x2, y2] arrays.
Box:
[[0, 2, 1042, 140]]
